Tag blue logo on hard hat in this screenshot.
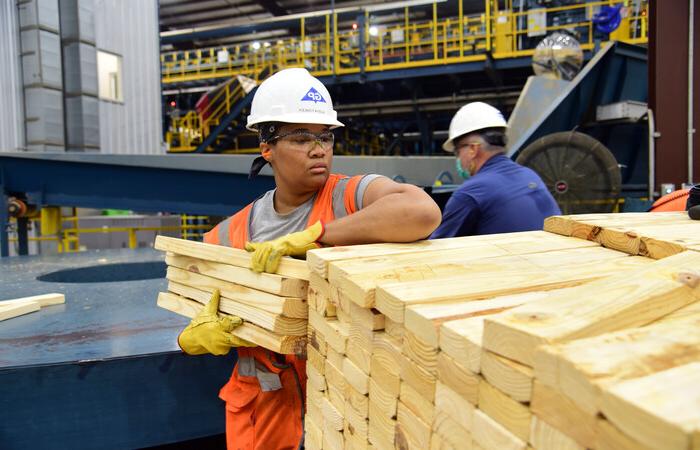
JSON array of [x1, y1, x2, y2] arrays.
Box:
[[302, 87, 326, 104]]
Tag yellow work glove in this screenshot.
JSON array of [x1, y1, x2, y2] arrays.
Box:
[[178, 289, 255, 355], [245, 220, 325, 273]]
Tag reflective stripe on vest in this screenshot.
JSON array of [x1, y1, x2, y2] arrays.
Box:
[[238, 356, 283, 392]]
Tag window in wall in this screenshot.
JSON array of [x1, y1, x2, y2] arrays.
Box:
[[97, 51, 123, 102]]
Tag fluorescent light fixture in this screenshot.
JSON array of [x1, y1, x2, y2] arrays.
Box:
[[251, 41, 261, 50]]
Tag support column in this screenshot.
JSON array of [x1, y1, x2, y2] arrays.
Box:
[[0, 190, 9, 257]]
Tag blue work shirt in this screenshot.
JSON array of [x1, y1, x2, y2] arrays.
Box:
[[431, 154, 561, 238]]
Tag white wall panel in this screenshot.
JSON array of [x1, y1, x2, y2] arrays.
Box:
[[94, 0, 163, 154]]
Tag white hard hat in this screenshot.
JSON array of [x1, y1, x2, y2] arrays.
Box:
[[246, 68, 344, 131], [442, 102, 507, 152]]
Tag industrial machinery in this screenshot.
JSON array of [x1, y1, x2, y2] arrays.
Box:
[[161, 0, 648, 156], [507, 41, 648, 214]]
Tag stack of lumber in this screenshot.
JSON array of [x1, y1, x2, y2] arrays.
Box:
[[0, 293, 65, 321], [302, 211, 700, 450], [154, 235, 309, 354]]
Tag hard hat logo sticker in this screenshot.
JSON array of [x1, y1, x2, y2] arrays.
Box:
[[302, 87, 326, 104]]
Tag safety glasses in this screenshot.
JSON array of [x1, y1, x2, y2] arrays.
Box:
[[268, 130, 335, 152]]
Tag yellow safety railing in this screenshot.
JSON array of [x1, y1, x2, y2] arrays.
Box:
[[8, 216, 213, 254], [161, 0, 648, 85]]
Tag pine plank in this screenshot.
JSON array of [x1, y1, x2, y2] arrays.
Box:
[[349, 302, 385, 331], [375, 256, 650, 323], [168, 281, 307, 335], [544, 212, 690, 238], [439, 315, 487, 374], [596, 418, 654, 450], [406, 291, 551, 349], [306, 344, 325, 375], [434, 381, 475, 431], [308, 310, 349, 354], [368, 400, 396, 450], [323, 420, 345, 450], [156, 292, 305, 354], [395, 401, 431, 450], [402, 330, 437, 375], [165, 253, 307, 297], [306, 363, 326, 392], [347, 321, 374, 373], [167, 266, 307, 318], [369, 378, 398, 419], [305, 415, 323, 450], [534, 320, 700, 416], [0, 293, 65, 307], [346, 383, 370, 419], [483, 251, 700, 366], [344, 357, 370, 395], [530, 382, 597, 448], [345, 400, 369, 443], [370, 332, 402, 395], [321, 396, 344, 431], [436, 352, 479, 405], [325, 359, 347, 393], [600, 362, 700, 450], [308, 326, 327, 356], [400, 354, 436, 401], [529, 415, 584, 450], [384, 317, 404, 339], [432, 410, 473, 450], [155, 235, 309, 279], [307, 231, 552, 279], [399, 381, 434, 425], [0, 301, 40, 321], [480, 351, 533, 403], [478, 379, 531, 441], [471, 409, 527, 450]]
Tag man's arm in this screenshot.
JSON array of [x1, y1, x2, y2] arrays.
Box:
[[319, 177, 441, 246]]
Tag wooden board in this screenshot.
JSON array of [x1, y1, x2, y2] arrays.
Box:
[[596, 419, 654, 450], [0, 301, 40, 321], [400, 354, 436, 401], [530, 382, 597, 449], [600, 362, 700, 450], [375, 255, 650, 323], [402, 330, 437, 375], [439, 315, 487, 374], [477, 379, 531, 442], [395, 401, 431, 450], [166, 266, 307, 318], [341, 244, 613, 309], [471, 409, 527, 450], [346, 383, 370, 419], [166, 253, 307, 297], [368, 400, 396, 450], [434, 381, 475, 431], [344, 357, 370, 395], [168, 281, 307, 335], [0, 293, 65, 307], [529, 415, 584, 450], [436, 352, 479, 405], [480, 351, 533, 403], [483, 250, 700, 366], [533, 320, 700, 416], [406, 291, 551, 349], [308, 310, 349, 354], [399, 381, 434, 425], [156, 292, 306, 354], [369, 378, 398, 419], [155, 235, 309, 279], [432, 410, 473, 450]]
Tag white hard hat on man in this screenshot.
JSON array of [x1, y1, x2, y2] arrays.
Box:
[[247, 68, 344, 130], [443, 102, 507, 152]]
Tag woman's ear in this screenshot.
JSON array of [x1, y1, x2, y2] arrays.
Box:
[[261, 144, 273, 162]]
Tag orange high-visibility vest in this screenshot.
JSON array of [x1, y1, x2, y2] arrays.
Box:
[[202, 173, 363, 450], [649, 189, 690, 212]]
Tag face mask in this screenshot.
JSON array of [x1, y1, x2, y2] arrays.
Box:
[[456, 158, 470, 180]]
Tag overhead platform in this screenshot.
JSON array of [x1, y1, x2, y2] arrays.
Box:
[[0, 152, 457, 256], [0, 248, 233, 449]]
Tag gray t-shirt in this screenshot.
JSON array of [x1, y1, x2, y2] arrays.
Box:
[[249, 174, 383, 242]]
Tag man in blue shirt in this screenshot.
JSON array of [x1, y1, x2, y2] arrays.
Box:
[[431, 102, 561, 238]]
